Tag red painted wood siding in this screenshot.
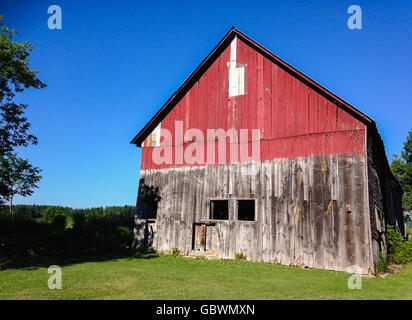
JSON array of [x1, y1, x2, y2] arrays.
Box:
[[141, 38, 366, 170]]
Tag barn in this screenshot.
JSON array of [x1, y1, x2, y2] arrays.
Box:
[[130, 28, 404, 274]]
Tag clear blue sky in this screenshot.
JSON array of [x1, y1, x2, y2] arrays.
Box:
[[1, 0, 411, 208]]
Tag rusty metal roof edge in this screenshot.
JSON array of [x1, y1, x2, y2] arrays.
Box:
[[131, 27, 374, 146]]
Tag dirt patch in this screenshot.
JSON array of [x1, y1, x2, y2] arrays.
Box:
[[379, 264, 407, 278]]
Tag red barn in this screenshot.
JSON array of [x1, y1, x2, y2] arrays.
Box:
[[131, 28, 404, 274]]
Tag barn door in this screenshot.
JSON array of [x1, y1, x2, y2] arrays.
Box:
[[193, 223, 207, 251]]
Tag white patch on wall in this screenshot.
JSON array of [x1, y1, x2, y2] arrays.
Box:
[[228, 36, 245, 97], [151, 123, 161, 147]]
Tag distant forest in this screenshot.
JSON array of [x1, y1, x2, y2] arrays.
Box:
[[0, 205, 136, 266], [0, 204, 136, 220]]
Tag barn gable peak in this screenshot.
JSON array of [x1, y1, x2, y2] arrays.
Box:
[[131, 27, 373, 146]]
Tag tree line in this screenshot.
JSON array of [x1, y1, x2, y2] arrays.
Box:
[[0, 205, 136, 267]]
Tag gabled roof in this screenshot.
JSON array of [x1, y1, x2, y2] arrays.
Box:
[[131, 27, 374, 146]]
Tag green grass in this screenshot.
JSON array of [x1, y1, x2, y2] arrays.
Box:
[[0, 255, 411, 300]]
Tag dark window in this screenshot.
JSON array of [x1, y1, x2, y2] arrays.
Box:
[[145, 200, 158, 219], [138, 179, 160, 219], [210, 200, 229, 220], [238, 200, 255, 221]]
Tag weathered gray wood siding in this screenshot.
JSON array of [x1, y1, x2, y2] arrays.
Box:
[[135, 153, 374, 274], [367, 130, 405, 269]]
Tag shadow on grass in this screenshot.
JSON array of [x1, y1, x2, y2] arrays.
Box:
[[0, 249, 160, 271]]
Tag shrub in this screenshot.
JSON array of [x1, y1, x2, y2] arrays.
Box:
[[235, 252, 246, 260], [406, 225, 412, 240], [41, 207, 66, 225], [171, 247, 180, 257], [387, 224, 412, 264], [117, 226, 133, 239], [65, 215, 74, 229], [377, 250, 388, 273]]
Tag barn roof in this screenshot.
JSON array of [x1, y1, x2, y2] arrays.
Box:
[[130, 27, 374, 146]]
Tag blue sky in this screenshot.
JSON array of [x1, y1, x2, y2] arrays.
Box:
[[1, 0, 411, 208]]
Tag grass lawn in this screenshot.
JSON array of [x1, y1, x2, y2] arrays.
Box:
[[0, 254, 411, 300]]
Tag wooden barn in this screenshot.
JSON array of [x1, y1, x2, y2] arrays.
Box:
[[131, 28, 404, 274]]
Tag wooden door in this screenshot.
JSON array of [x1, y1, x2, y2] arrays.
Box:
[[193, 224, 207, 251]]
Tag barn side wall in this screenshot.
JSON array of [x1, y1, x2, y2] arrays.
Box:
[[135, 153, 374, 274], [367, 131, 405, 269], [367, 134, 387, 266]]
